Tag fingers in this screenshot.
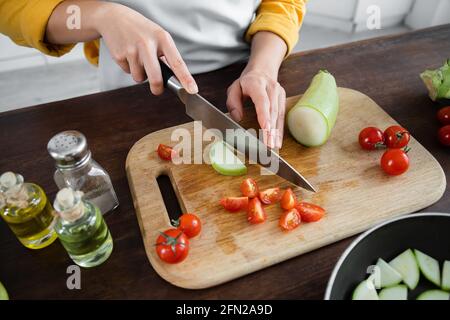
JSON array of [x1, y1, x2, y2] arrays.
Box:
[[127, 48, 146, 83], [276, 87, 286, 148], [226, 81, 244, 122], [243, 83, 271, 146], [267, 84, 279, 148], [159, 31, 198, 94], [115, 58, 131, 74], [138, 41, 164, 95]]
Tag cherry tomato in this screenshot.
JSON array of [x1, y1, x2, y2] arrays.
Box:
[[358, 127, 385, 150], [438, 125, 450, 146], [240, 178, 259, 198], [380, 148, 409, 176], [384, 125, 410, 149], [173, 213, 202, 238], [157, 144, 176, 161], [220, 197, 248, 212], [280, 188, 296, 210], [247, 197, 267, 224], [155, 228, 189, 264], [437, 106, 450, 125], [279, 208, 301, 231], [259, 187, 282, 205], [295, 202, 326, 222]]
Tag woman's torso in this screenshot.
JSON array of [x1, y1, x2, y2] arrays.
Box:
[[99, 0, 261, 91]]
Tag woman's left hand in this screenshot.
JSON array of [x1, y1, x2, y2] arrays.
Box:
[[226, 67, 286, 149]]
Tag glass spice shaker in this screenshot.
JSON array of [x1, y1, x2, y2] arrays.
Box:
[[47, 130, 119, 215]]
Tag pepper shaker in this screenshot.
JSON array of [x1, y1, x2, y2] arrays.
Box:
[[47, 130, 119, 214]]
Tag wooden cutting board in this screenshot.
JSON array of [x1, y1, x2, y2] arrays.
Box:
[[126, 88, 446, 289]]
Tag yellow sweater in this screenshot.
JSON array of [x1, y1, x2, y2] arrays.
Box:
[[0, 0, 306, 66]]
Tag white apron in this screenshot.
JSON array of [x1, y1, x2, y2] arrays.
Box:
[[99, 0, 261, 91]]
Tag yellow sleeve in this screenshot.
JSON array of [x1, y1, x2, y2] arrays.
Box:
[[0, 0, 74, 56], [245, 0, 307, 56]]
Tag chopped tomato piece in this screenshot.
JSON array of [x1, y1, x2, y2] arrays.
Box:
[[157, 144, 176, 161], [258, 187, 282, 205], [240, 178, 259, 198], [219, 197, 248, 212], [279, 208, 301, 231], [280, 188, 296, 210], [247, 197, 267, 224], [295, 202, 325, 222]]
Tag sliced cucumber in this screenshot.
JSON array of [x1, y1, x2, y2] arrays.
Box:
[[389, 249, 420, 290], [414, 249, 440, 287], [287, 70, 339, 147], [209, 141, 247, 176], [0, 281, 8, 300], [379, 285, 408, 300], [376, 258, 403, 288], [416, 290, 450, 300], [352, 279, 379, 300], [442, 260, 450, 291]]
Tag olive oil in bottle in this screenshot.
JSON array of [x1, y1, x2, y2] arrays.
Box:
[[53, 188, 113, 267], [0, 172, 57, 249]]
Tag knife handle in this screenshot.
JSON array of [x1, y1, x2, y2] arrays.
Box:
[[159, 60, 175, 87]]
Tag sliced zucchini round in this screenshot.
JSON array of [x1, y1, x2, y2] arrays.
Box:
[[414, 249, 440, 287], [379, 285, 408, 300], [389, 249, 420, 290], [416, 289, 450, 301], [352, 279, 379, 300]]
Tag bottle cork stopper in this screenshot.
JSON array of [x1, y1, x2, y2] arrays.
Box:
[[0, 172, 17, 189], [56, 188, 76, 210]]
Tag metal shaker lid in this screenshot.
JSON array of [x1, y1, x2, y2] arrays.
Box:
[[47, 131, 91, 168]]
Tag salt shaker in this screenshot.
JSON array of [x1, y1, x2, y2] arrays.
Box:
[[47, 130, 119, 214]]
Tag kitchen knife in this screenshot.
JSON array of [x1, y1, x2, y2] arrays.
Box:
[[159, 61, 316, 192]]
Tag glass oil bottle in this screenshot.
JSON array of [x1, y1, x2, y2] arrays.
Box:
[[53, 187, 113, 267], [0, 171, 57, 249]]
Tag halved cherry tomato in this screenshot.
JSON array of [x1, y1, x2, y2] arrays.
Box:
[[295, 202, 326, 222], [259, 187, 282, 205], [279, 208, 301, 231], [437, 106, 450, 125], [240, 178, 259, 198], [280, 188, 296, 210], [247, 197, 267, 224], [173, 213, 202, 238], [220, 197, 248, 212], [384, 126, 410, 149], [155, 228, 189, 264], [438, 125, 450, 146], [157, 144, 176, 161], [358, 127, 385, 150], [380, 148, 409, 176]]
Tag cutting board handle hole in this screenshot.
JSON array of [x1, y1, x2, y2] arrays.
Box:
[[156, 174, 183, 224]]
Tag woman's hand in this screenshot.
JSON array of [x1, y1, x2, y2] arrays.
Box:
[[226, 32, 288, 149], [46, 1, 197, 95], [227, 68, 286, 149]]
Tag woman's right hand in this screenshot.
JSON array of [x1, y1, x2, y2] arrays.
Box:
[[46, 1, 197, 95], [95, 2, 197, 95]]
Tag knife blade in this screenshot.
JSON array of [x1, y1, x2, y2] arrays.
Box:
[[159, 61, 316, 192]]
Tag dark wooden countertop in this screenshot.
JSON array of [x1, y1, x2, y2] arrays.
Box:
[[0, 25, 449, 299]]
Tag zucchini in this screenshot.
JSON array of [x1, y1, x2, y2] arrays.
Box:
[[379, 285, 408, 300], [389, 249, 420, 290], [376, 258, 403, 288], [416, 289, 450, 301], [287, 70, 339, 147], [414, 249, 440, 287], [442, 260, 450, 291], [209, 141, 247, 176], [0, 281, 8, 300], [352, 279, 379, 300]]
